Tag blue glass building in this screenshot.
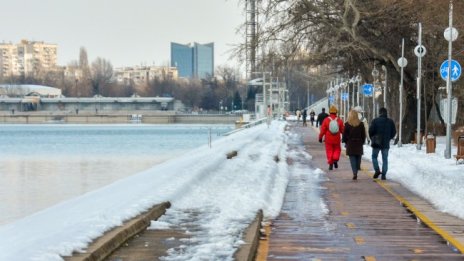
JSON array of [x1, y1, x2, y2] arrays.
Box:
[[171, 42, 214, 79]]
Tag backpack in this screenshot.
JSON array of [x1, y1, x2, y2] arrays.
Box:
[[328, 117, 339, 134]]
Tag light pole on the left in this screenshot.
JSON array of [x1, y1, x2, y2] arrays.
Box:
[[371, 65, 379, 119]]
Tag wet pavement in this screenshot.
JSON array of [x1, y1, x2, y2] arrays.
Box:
[[262, 123, 463, 260]]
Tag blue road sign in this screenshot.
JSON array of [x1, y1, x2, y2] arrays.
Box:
[[342, 92, 349, 101], [440, 59, 461, 82], [362, 84, 373, 96], [329, 95, 334, 103]]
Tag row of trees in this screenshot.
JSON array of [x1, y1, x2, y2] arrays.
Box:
[[237, 0, 464, 142], [0, 48, 247, 112]]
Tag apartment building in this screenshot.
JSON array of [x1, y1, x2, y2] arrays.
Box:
[[114, 66, 178, 85], [0, 40, 58, 78]]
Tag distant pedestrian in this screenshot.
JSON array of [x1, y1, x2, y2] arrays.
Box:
[[309, 110, 316, 126], [296, 109, 301, 124], [302, 109, 307, 127], [318, 105, 344, 170], [343, 109, 366, 180], [369, 107, 397, 180], [353, 106, 370, 145], [316, 108, 329, 128], [267, 105, 272, 127]]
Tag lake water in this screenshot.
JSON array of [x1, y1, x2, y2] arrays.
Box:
[[0, 124, 232, 225]]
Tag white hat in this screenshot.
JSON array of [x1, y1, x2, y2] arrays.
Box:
[[353, 106, 364, 113]]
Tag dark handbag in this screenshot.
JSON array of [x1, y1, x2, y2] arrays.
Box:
[[371, 134, 383, 148]]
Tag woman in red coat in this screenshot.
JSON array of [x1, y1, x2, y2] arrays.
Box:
[[318, 105, 344, 170]]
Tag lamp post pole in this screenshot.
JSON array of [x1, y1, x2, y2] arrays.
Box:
[[356, 74, 361, 106], [372, 66, 379, 120], [398, 38, 407, 147], [307, 80, 310, 108], [416, 23, 424, 150], [445, 0, 455, 159], [350, 77, 355, 109], [382, 65, 387, 110]]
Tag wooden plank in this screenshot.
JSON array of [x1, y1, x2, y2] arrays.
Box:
[[265, 124, 464, 260]]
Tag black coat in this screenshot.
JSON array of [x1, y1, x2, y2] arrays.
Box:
[[368, 114, 396, 149], [316, 112, 328, 127], [343, 123, 366, 156]]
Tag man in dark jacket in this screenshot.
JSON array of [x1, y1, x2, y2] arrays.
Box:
[[316, 108, 329, 128], [369, 107, 397, 180]]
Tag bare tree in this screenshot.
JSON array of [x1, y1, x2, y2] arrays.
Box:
[[239, 0, 464, 142], [90, 57, 113, 96], [78, 47, 92, 96]]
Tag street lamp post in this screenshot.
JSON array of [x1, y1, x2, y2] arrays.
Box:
[[415, 22, 426, 150], [382, 65, 387, 110], [397, 38, 408, 147], [372, 65, 379, 119], [444, 0, 457, 159], [350, 77, 355, 109], [340, 82, 346, 119], [307, 81, 310, 108], [356, 74, 361, 107]]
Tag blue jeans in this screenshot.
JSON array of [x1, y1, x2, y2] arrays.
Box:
[[372, 148, 389, 175], [349, 155, 361, 175]]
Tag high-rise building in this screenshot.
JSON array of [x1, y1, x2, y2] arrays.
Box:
[[0, 40, 57, 78], [170, 42, 214, 79]]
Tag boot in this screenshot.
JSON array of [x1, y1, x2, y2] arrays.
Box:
[[381, 174, 386, 180], [334, 161, 338, 169], [329, 164, 333, 170], [373, 171, 381, 179], [353, 174, 358, 180]]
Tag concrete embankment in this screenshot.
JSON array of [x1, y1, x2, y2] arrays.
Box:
[[64, 203, 263, 261], [64, 202, 171, 261], [0, 112, 240, 124]]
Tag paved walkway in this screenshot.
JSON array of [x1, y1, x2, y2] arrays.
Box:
[[259, 123, 464, 260]]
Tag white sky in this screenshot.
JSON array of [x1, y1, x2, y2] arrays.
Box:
[[1, 120, 462, 260], [0, 0, 245, 69]]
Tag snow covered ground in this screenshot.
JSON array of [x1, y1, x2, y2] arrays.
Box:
[[0, 121, 463, 260]]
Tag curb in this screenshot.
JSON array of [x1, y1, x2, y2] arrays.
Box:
[[65, 201, 171, 261], [234, 209, 263, 261]]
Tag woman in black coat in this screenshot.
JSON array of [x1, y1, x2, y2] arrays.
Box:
[[342, 110, 367, 180]]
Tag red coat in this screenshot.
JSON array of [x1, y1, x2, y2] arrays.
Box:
[[318, 114, 344, 144]]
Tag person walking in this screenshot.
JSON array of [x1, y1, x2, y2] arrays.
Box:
[[309, 110, 316, 126], [296, 109, 301, 124], [302, 109, 308, 127], [316, 108, 329, 128], [318, 105, 344, 170], [342, 109, 366, 180], [266, 105, 272, 127], [369, 107, 397, 180]]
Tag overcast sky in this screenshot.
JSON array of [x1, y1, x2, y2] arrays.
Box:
[[1, 0, 244, 69]]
